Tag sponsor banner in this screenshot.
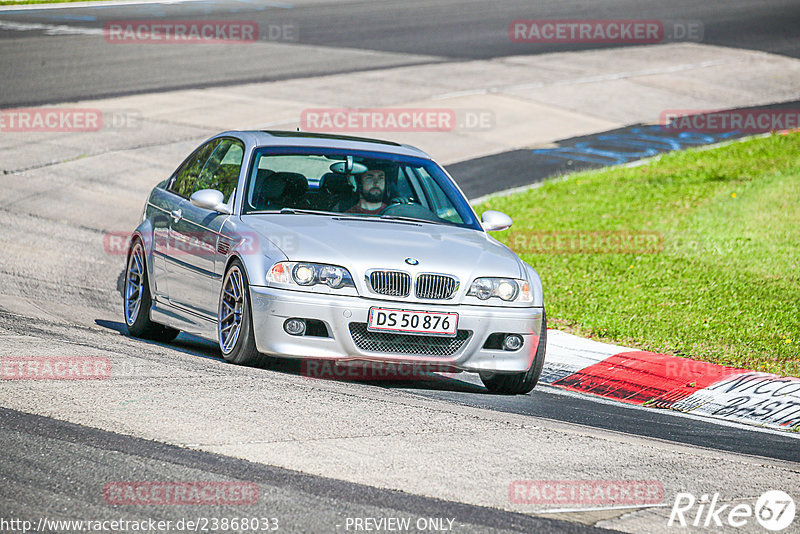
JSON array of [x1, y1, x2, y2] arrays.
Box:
[[104, 481, 258, 506], [508, 230, 663, 255], [104, 21, 258, 44], [673, 372, 800, 430], [661, 109, 800, 134], [509, 480, 664, 506], [0, 108, 102, 132], [1, 357, 111, 380]]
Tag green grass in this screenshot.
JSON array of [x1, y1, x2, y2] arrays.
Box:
[[475, 132, 800, 377]]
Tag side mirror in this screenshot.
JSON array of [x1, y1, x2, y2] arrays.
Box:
[[481, 210, 513, 232], [190, 189, 231, 214]]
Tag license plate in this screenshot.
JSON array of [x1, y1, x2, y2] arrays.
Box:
[[367, 308, 458, 337]]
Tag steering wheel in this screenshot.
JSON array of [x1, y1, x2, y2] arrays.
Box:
[[379, 202, 441, 222], [377, 197, 408, 214]]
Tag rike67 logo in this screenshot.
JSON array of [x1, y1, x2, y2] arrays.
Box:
[[669, 490, 795, 531]]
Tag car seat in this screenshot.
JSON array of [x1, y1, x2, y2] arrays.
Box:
[[318, 172, 357, 212]]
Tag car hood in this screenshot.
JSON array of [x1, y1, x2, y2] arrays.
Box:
[[242, 214, 525, 294]]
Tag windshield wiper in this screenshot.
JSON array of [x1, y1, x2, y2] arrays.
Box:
[[281, 208, 343, 216], [379, 214, 443, 225], [247, 208, 339, 216]]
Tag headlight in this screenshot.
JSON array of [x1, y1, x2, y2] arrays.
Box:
[[292, 264, 316, 286], [267, 262, 355, 290], [467, 277, 532, 303]]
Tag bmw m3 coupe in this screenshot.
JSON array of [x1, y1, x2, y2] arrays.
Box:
[[124, 130, 546, 394]]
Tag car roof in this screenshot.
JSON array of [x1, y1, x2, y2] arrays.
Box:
[[218, 130, 433, 160]]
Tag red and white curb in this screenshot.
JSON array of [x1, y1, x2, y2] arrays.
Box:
[[542, 330, 800, 432]]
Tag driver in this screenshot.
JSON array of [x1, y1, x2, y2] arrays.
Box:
[[346, 168, 388, 215]]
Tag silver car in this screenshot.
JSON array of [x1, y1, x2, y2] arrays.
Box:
[[124, 131, 546, 394]]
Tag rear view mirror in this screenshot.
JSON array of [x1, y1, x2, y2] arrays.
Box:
[[481, 210, 513, 232], [190, 189, 231, 214]]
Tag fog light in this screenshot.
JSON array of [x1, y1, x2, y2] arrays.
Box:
[[503, 334, 523, 351], [284, 318, 306, 336]]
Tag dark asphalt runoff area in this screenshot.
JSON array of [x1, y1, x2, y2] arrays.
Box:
[[0, 0, 799, 106], [449, 99, 800, 198]]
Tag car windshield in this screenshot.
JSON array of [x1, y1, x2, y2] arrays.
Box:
[[242, 147, 481, 230]]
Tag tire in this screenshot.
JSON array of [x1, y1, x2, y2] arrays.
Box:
[[480, 311, 547, 395], [124, 239, 180, 342], [218, 259, 270, 367]]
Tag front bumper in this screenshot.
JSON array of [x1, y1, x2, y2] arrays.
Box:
[[249, 285, 544, 373]]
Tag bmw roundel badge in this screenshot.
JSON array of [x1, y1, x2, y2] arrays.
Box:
[[404, 258, 419, 265]]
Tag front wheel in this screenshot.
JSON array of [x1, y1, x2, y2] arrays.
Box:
[[218, 260, 269, 367], [480, 312, 547, 395], [124, 239, 180, 342]]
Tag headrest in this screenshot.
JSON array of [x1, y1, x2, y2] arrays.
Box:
[[273, 172, 308, 198], [319, 172, 355, 194], [255, 169, 285, 200]]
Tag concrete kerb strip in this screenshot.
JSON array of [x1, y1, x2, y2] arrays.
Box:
[[537, 331, 800, 433]]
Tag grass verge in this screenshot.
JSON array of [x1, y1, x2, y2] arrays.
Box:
[[475, 131, 800, 376]]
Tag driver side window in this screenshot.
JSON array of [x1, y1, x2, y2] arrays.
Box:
[[168, 140, 221, 198], [195, 139, 244, 202]]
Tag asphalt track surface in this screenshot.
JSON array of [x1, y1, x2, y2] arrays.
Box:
[[2, 0, 800, 531], [0, 0, 798, 106], [1, 408, 602, 534], [96, 318, 800, 465]]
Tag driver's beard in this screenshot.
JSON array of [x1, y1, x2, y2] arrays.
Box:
[[363, 187, 384, 202]]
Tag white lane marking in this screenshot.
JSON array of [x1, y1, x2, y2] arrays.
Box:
[[0, 0, 218, 11], [536, 503, 670, 514], [433, 58, 761, 101], [0, 19, 103, 35], [506, 59, 739, 91]]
